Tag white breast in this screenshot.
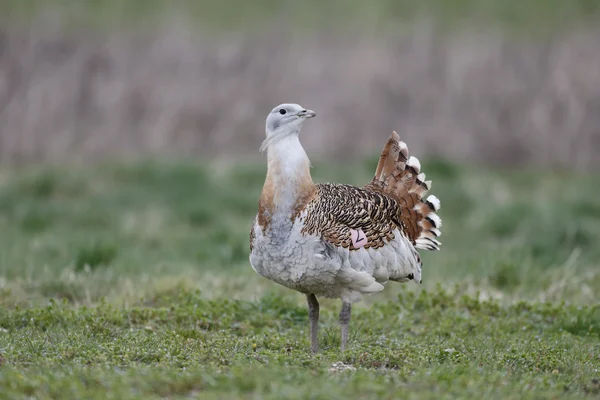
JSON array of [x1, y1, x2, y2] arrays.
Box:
[[250, 211, 421, 303]]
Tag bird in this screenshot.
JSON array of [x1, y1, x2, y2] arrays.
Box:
[[249, 103, 442, 353]]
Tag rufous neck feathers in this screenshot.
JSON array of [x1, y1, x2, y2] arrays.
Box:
[[258, 135, 315, 229]]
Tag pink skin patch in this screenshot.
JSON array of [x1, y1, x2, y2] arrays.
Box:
[[350, 228, 367, 249]]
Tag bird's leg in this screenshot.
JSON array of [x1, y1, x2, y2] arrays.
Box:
[[306, 294, 320, 353], [339, 302, 352, 352]]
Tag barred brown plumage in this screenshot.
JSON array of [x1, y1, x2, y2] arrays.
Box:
[[365, 130, 442, 251], [249, 103, 443, 353], [300, 183, 401, 251]]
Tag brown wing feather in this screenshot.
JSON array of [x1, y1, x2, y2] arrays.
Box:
[[300, 183, 401, 251]]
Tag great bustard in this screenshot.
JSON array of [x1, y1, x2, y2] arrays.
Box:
[[249, 103, 442, 353]]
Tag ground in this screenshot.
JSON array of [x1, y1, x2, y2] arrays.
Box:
[[0, 157, 598, 399]]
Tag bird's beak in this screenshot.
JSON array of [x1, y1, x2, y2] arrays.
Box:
[[297, 109, 316, 118]]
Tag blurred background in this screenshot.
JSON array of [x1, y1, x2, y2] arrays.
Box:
[[0, 0, 598, 306], [1, 0, 600, 167]]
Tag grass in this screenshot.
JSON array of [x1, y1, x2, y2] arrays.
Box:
[[0, 156, 599, 398], [2, 0, 600, 37], [0, 289, 599, 399]]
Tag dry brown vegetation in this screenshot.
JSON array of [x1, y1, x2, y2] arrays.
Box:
[[0, 9, 599, 169]]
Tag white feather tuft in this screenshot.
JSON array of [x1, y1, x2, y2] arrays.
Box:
[[428, 213, 442, 228], [426, 195, 441, 211], [417, 173, 426, 183], [416, 238, 440, 250], [424, 237, 441, 246], [407, 156, 421, 172]]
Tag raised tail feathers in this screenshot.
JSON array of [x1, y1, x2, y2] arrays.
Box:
[[366, 131, 442, 251]]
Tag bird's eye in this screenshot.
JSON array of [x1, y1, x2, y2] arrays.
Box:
[[279, 109, 287, 115]]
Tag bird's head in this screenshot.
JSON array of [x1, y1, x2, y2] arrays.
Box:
[[260, 103, 316, 153]]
